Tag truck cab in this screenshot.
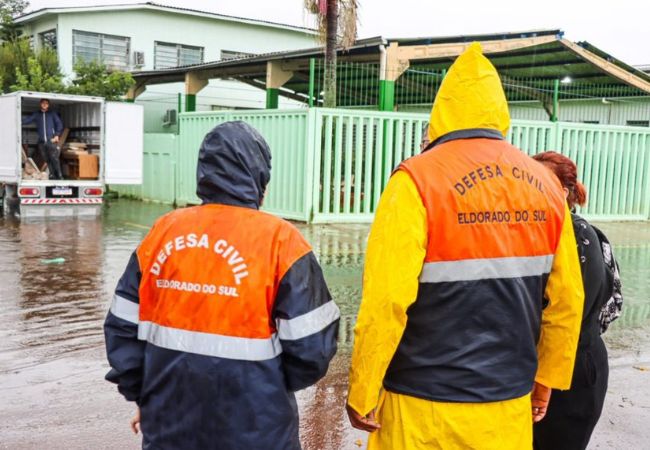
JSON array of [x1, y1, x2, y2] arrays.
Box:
[[0, 91, 143, 219]]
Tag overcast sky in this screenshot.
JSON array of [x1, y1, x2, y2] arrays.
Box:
[[24, 0, 650, 65]]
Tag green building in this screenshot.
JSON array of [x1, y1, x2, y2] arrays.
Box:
[[15, 2, 317, 132]]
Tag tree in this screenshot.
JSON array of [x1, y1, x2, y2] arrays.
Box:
[[67, 60, 135, 101], [1, 38, 62, 93], [305, 0, 358, 108], [0, 38, 34, 92], [11, 53, 65, 92], [0, 0, 30, 42]]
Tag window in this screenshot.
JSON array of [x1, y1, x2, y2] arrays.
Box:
[[39, 29, 57, 50], [627, 120, 650, 127], [73, 30, 130, 71], [583, 120, 600, 124], [155, 42, 204, 69], [220, 50, 255, 60]]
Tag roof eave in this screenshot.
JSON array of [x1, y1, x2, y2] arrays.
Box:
[[14, 3, 318, 35]]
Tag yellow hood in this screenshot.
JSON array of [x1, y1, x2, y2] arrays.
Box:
[[428, 42, 510, 142]]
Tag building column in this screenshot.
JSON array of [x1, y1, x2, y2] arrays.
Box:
[[125, 81, 147, 102], [379, 43, 410, 111], [266, 61, 294, 109], [185, 72, 208, 112]]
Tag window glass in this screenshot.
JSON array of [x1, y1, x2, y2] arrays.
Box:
[[155, 42, 204, 69], [73, 30, 130, 71]]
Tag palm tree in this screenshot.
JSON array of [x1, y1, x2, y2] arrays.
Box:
[[304, 0, 358, 107]]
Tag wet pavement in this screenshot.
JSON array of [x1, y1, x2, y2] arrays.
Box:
[[0, 200, 649, 449]]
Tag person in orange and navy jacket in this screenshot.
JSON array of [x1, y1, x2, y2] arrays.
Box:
[[104, 121, 340, 450]]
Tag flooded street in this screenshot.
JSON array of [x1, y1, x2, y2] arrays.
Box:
[[1, 200, 649, 449]]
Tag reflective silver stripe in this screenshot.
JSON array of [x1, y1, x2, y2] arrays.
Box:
[[110, 295, 140, 324], [138, 321, 282, 361], [276, 301, 341, 341], [419, 255, 554, 283]]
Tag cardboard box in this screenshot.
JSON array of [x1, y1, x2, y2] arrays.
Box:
[[77, 154, 99, 179], [64, 153, 99, 179]]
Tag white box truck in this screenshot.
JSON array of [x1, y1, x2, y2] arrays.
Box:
[[0, 91, 143, 219]]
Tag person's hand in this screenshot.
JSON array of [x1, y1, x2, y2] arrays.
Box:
[[346, 403, 381, 432], [531, 382, 552, 422], [130, 407, 141, 434], [52, 136, 59, 144]]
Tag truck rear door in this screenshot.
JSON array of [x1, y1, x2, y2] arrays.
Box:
[[104, 101, 143, 184], [0, 94, 20, 183]]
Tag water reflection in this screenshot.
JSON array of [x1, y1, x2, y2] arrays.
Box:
[[0, 218, 106, 372]]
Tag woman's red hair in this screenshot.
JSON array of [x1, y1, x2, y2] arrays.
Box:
[[533, 151, 587, 209]]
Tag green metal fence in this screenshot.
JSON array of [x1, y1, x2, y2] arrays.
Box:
[[111, 133, 177, 204], [310, 111, 650, 222], [119, 109, 650, 223], [313, 109, 428, 222], [177, 109, 314, 221], [507, 121, 650, 220]]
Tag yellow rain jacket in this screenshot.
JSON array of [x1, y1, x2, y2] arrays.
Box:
[[347, 43, 584, 450]]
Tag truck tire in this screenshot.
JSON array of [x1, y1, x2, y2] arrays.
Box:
[[3, 184, 20, 217]]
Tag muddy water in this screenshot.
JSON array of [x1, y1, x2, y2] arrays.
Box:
[[0, 200, 648, 449]]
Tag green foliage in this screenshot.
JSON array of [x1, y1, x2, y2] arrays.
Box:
[[0, 0, 29, 20], [67, 60, 135, 100], [0, 41, 134, 99], [0, 2, 133, 99], [0, 0, 29, 41], [11, 54, 65, 92], [0, 38, 32, 91]]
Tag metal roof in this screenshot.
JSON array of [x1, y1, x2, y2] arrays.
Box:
[[15, 2, 317, 35], [129, 29, 650, 107]]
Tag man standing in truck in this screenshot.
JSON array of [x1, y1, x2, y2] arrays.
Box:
[[22, 98, 64, 180]]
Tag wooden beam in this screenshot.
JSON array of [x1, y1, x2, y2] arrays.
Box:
[[126, 81, 147, 100], [386, 42, 410, 81], [396, 35, 558, 62], [559, 39, 650, 94], [132, 74, 185, 85], [185, 72, 208, 95], [266, 61, 294, 89]]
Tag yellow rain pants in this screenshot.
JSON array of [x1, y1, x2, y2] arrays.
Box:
[[369, 392, 532, 450]]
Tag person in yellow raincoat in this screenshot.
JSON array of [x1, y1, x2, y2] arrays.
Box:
[[346, 42, 584, 450]]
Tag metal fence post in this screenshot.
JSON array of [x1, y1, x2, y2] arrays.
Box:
[[308, 58, 316, 108], [551, 79, 560, 122], [305, 108, 319, 222], [307, 108, 323, 223]]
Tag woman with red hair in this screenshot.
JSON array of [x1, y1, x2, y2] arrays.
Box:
[[532, 151, 623, 450]]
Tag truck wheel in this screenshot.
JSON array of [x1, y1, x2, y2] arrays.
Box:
[[3, 184, 20, 218]]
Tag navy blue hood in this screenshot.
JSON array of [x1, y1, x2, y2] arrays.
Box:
[[196, 121, 272, 209]]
